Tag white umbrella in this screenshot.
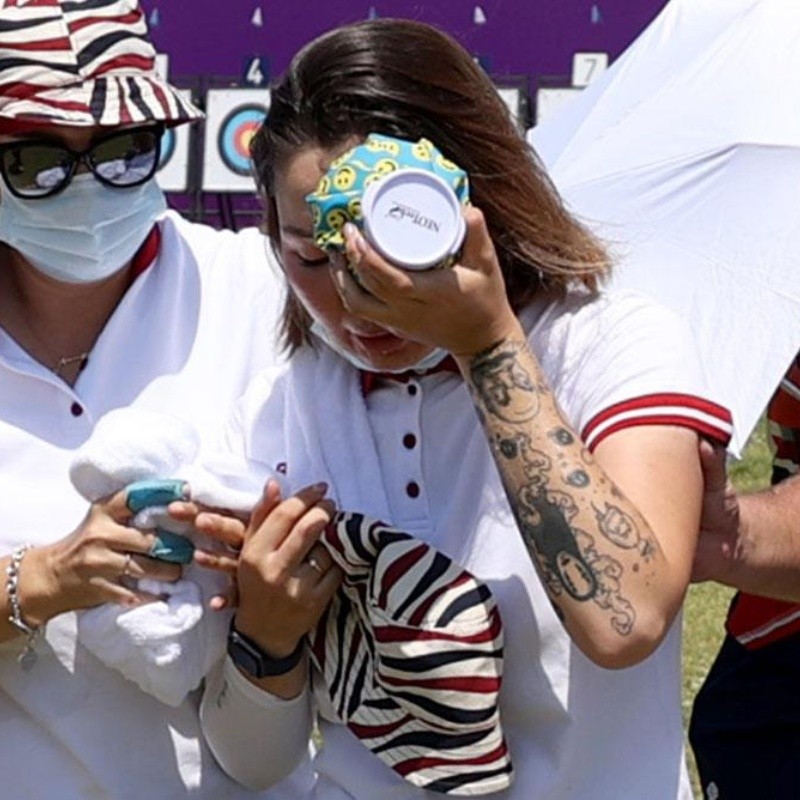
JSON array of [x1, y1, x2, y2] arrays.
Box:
[[530, 0, 800, 456]]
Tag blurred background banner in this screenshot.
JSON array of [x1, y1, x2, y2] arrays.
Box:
[[532, 0, 800, 455], [141, 0, 800, 450], [140, 0, 668, 226], [140, 0, 665, 103]]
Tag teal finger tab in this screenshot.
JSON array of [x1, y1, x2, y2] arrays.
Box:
[[126, 479, 188, 513], [149, 530, 195, 564]]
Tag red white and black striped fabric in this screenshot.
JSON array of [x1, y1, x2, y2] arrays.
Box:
[[0, 0, 201, 128], [726, 353, 800, 649], [309, 512, 513, 796], [581, 392, 733, 452]]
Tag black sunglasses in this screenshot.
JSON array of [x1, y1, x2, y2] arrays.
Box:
[[0, 123, 165, 199]]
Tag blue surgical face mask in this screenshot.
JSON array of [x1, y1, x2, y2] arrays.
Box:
[[310, 320, 449, 374], [0, 175, 166, 283]]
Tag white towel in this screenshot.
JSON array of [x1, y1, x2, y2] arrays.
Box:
[[70, 408, 264, 707], [281, 344, 393, 522]]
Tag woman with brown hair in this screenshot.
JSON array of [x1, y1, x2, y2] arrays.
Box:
[[200, 18, 731, 799]]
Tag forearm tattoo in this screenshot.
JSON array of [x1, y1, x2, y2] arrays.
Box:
[[469, 345, 540, 423], [469, 340, 653, 637]]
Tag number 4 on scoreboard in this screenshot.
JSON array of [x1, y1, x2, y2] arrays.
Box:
[[242, 56, 270, 87]]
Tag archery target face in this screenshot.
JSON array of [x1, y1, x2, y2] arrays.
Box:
[[156, 88, 192, 192], [202, 88, 270, 192], [218, 105, 265, 175]]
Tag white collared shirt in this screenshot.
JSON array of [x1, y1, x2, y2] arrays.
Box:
[[0, 211, 302, 800], [206, 287, 731, 800]]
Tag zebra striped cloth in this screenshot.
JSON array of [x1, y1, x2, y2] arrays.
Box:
[[0, 0, 201, 128], [309, 512, 513, 796]]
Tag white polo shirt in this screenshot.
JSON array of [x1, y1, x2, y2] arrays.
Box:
[[0, 211, 305, 800], [212, 287, 732, 800]]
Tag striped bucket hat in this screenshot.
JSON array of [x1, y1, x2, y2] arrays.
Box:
[[0, 0, 202, 130], [309, 513, 514, 796]]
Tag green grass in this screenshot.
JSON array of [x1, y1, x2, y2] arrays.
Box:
[[682, 418, 772, 797]]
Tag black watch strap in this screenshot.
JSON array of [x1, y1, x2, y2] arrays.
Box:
[[227, 619, 305, 679]]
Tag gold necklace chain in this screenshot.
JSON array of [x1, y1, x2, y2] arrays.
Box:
[[52, 352, 90, 379]]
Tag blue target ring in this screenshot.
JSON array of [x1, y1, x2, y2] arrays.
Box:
[[217, 104, 267, 176], [158, 127, 176, 170]]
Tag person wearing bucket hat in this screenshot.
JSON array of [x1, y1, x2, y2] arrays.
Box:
[[0, 1, 294, 798], [198, 18, 733, 800]]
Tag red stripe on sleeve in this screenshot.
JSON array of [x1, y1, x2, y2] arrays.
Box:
[[582, 393, 732, 452]]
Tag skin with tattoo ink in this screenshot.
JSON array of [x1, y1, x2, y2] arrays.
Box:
[[567, 469, 590, 488], [593, 502, 656, 560], [521, 492, 598, 601], [550, 427, 575, 446], [470, 344, 539, 424], [469, 339, 651, 640], [496, 430, 599, 600]]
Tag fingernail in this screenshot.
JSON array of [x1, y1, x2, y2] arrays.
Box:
[[127, 479, 188, 513], [311, 482, 328, 494], [264, 478, 283, 500], [344, 222, 367, 253]]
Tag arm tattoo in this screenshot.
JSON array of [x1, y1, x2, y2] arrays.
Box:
[[515, 483, 636, 633], [496, 429, 636, 632], [469, 342, 539, 423], [473, 340, 639, 636], [574, 530, 636, 635], [518, 489, 598, 601], [593, 502, 656, 561], [566, 469, 590, 488], [550, 427, 575, 446]]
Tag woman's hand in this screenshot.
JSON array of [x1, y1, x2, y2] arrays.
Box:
[[21, 489, 183, 626], [189, 479, 342, 655], [168, 500, 249, 609], [232, 480, 341, 659], [333, 207, 522, 357]]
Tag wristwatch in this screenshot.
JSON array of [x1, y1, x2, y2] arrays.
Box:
[[227, 619, 305, 679]]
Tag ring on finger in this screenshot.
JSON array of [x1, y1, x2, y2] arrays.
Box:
[[306, 553, 326, 575], [121, 553, 134, 578]]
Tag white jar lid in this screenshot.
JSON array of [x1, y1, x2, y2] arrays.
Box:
[[361, 168, 465, 271]]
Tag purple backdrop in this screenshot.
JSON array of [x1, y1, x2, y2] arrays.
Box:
[[142, 0, 666, 88], [140, 1, 668, 228]]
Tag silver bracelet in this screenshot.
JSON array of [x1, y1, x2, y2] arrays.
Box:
[[6, 544, 41, 670]]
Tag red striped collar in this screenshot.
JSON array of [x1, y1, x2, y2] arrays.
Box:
[[129, 224, 161, 282], [359, 355, 460, 396]]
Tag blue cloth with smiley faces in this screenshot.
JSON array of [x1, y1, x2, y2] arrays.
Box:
[[305, 132, 470, 252]]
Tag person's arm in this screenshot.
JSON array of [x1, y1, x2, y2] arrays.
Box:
[[199, 652, 313, 791], [197, 480, 341, 788], [455, 335, 702, 668], [336, 209, 706, 669], [1, 492, 181, 648], [692, 440, 800, 601]]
